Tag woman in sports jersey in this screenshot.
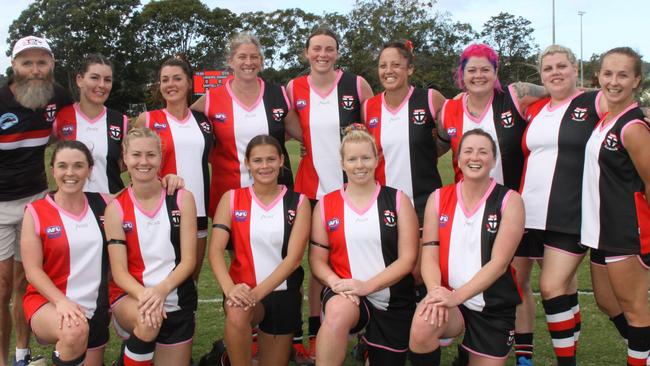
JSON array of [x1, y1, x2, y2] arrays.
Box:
[[519, 45, 606, 366], [135, 56, 213, 281], [208, 134, 310, 366], [191, 32, 297, 219], [286, 26, 374, 358], [581, 47, 650, 365], [310, 125, 419, 366], [21, 141, 109, 366], [105, 127, 197, 366], [362, 40, 446, 226], [436, 43, 546, 365], [53, 54, 128, 194], [408, 129, 524, 366]]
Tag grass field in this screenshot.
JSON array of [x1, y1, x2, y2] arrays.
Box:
[[20, 140, 635, 365]]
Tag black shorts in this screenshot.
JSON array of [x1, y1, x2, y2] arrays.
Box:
[[258, 289, 302, 335], [459, 304, 515, 359], [321, 287, 414, 353], [515, 229, 585, 258], [197, 216, 208, 231], [590, 248, 650, 268], [87, 310, 110, 349], [309, 198, 318, 210], [156, 309, 195, 345]]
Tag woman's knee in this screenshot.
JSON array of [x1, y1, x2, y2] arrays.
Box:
[[58, 322, 89, 350], [321, 299, 357, 333], [225, 307, 253, 331]]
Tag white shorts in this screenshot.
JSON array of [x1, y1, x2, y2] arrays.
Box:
[[0, 191, 46, 261]]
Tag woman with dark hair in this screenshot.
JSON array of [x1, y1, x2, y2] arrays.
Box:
[[581, 47, 650, 365], [53, 54, 128, 194], [437, 43, 546, 365], [409, 129, 524, 366], [106, 127, 197, 366], [310, 125, 418, 366], [208, 134, 310, 366], [286, 26, 374, 359], [135, 57, 213, 280], [21, 140, 110, 366]]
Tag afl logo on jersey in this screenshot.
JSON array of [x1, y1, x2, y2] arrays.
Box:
[[171, 210, 181, 227], [500, 110, 514, 128], [44, 104, 57, 123], [61, 124, 75, 136], [287, 209, 296, 225], [272, 108, 285, 121], [152, 122, 167, 130], [486, 214, 498, 233], [296, 99, 307, 110], [0, 113, 19, 130], [439, 214, 449, 227], [604, 132, 619, 151], [109, 125, 122, 140], [200, 121, 211, 133], [122, 221, 134, 232], [446, 127, 457, 137], [383, 210, 397, 227], [213, 113, 227, 123], [45, 225, 62, 239], [412, 109, 427, 125], [571, 107, 588, 122], [368, 117, 379, 128], [341, 95, 355, 111], [234, 210, 248, 222], [327, 217, 340, 232]]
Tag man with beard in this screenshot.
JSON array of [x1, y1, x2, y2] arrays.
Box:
[[0, 36, 72, 366]]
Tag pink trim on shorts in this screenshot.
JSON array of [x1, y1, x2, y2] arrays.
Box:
[[362, 336, 408, 353], [156, 337, 194, 347], [590, 260, 607, 268], [543, 244, 584, 257], [461, 344, 509, 360], [637, 255, 650, 270], [604, 254, 633, 264], [87, 342, 108, 351]]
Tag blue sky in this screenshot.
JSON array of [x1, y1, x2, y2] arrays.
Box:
[[2, 0, 648, 72]]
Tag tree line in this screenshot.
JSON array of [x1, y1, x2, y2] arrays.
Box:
[[8, 0, 646, 112]]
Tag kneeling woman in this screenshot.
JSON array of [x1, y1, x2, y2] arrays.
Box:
[[209, 135, 310, 366], [21, 141, 110, 366], [105, 127, 197, 366], [409, 129, 524, 366], [310, 126, 419, 366]]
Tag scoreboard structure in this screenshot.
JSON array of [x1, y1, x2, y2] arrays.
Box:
[[193, 70, 232, 95]]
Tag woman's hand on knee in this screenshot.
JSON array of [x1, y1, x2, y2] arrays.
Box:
[[54, 298, 87, 329], [225, 283, 255, 308]]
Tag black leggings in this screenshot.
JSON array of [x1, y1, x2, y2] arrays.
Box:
[[367, 346, 407, 366]]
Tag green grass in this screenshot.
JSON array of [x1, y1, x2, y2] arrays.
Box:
[[22, 141, 634, 365]]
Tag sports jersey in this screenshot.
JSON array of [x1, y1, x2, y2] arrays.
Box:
[[228, 185, 304, 291], [364, 87, 442, 218], [146, 109, 213, 218], [436, 180, 521, 312], [439, 86, 526, 190], [205, 79, 293, 216], [290, 70, 363, 200], [0, 84, 72, 200], [520, 90, 602, 234], [581, 103, 650, 255], [53, 103, 127, 193], [109, 188, 197, 312], [23, 192, 108, 320], [320, 184, 414, 310]]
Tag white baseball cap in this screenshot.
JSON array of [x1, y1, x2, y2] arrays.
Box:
[[11, 36, 53, 60]]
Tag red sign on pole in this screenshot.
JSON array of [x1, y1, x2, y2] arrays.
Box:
[[193, 70, 231, 95]]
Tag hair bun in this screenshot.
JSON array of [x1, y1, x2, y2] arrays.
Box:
[[343, 123, 368, 136]]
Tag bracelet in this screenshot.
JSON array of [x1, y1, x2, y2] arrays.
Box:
[[212, 223, 231, 235], [422, 241, 440, 247], [309, 240, 330, 250], [108, 239, 127, 245]]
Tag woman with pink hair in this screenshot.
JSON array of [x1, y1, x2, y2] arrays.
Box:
[[437, 43, 546, 366]]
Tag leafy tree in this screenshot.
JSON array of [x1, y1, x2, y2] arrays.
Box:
[[481, 12, 539, 84]]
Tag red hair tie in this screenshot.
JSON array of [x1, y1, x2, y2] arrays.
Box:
[[405, 40, 414, 53]]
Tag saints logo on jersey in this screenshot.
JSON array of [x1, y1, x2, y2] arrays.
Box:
[[500, 110, 514, 128], [412, 109, 427, 125], [287, 209, 296, 225], [44, 104, 57, 123], [341, 95, 355, 111], [383, 210, 397, 227], [200, 121, 211, 133], [604, 132, 619, 151], [171, 210, 181, 227], [272, 108, 285, 121], [109, 125, 122, 140], [486, 214, 498, 233], [571, 107, 588, 122]]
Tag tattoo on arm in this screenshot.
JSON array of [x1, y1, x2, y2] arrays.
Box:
[[514, 82, 547, 99]]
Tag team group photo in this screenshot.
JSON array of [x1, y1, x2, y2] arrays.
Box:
[[0, 0, 649, 365]]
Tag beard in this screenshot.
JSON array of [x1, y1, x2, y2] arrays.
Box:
[[12, 69, 55, 110]]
